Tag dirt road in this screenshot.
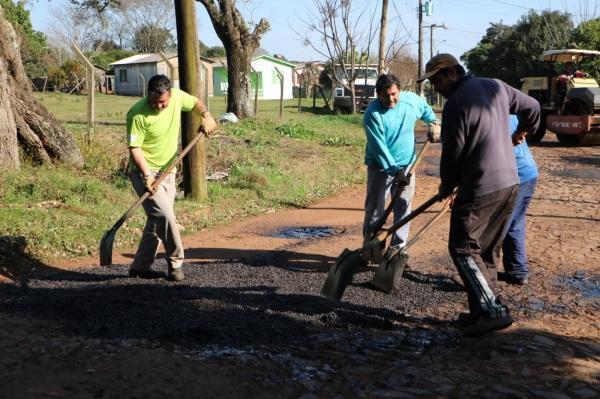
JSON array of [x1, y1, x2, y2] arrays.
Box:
[[0, 134, 598, 398]]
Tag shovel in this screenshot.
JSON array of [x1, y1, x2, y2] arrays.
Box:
[[99, 130, 207, 266], [370, 195, 453, 293], [321, 193, 442, 301]]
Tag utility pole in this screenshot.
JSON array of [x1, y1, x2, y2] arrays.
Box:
[[378, 0, 389, 75], [417, 0, 424, 96], [426, 23, 447, 58], [174, 0, 207, 201]]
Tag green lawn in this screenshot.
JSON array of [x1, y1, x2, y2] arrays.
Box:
[[2, 93, 367, 262]]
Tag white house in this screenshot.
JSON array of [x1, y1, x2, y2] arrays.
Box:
[[212, 55, 295, 100]]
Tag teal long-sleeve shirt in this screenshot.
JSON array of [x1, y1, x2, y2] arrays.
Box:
[[363, 92, 437, 171]]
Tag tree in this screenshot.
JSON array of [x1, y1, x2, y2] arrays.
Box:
[[133, 25, 175, 52], [0, 7, 83, 168], [298, 0, 379, 113], [0, 0, 48, 78], [463, 10, 573, 87], [572, 18, 600, 80], [197, 0, 270, 118], [205, 45, 226, 57]]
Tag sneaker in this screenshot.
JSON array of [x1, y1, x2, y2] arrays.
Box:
[[129, 268, 165, 279], [461, 307, 513, 337], [498, 272, 529, 285], [453, 312, 479, 327], [168, 266, 185, 282]]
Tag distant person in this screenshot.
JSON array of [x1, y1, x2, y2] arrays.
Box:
[[556, 61, 586, 106], [126, 74, 216, 281], [499, 115, 538, 286], [362, 74, 439, 251], [418, 54, 540, 337]]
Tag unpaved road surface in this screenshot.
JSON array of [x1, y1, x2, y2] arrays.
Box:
[[1, 133, 598, 398]]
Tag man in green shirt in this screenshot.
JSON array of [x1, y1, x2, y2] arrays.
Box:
[[127, 74, 216, 281]]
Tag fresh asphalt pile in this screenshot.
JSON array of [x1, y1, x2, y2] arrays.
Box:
[[0, 254, 466, 348]]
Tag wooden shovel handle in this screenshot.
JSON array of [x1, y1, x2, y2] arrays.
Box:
[[376, 192, 442, 242], [404, 196, 453, 251]]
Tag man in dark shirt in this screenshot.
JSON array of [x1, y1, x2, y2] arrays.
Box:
[[417, 54, 540, 337]]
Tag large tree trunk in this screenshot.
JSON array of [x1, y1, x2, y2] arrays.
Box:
[[225, 43, 254, 118], [0, 7, 83, 168], [197, 0, 269, 119]]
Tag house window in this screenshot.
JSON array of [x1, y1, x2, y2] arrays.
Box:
[[119, 69, 128, 83]]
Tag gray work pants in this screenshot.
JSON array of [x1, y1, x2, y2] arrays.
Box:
[[129, 172, 184, 271], [363, 165, 416, 248]]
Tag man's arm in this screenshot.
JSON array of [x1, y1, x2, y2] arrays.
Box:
[[129, 146, 157, 194], [504, 81, 541, 136], [193, 99, 217, 134], [438, 100, 464, 198]]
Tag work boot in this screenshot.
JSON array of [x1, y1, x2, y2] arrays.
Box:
[[461, 306, 513, 337], [129, 268, 165, 279], [452, 312, 479, 327], [168, 265, 185, 282], [498, 272, 529, 285]]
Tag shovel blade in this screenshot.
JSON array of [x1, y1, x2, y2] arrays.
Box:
[[321, 248, 363, 301], [361, 237, 386, 264], [99, 229, 116, 266], [370, 251, 409, 293]]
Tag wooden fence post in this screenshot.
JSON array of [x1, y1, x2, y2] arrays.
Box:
[[71, 43, 95, 146], [274, 66, 284, 119]]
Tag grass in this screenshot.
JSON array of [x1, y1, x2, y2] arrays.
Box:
[[1, 93, 367, 262]]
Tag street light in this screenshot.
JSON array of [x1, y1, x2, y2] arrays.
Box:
[[426, 23, 447, 59]]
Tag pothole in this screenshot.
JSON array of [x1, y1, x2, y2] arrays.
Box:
[[274, 226, 341, 239], [555, 271, 600, 299]]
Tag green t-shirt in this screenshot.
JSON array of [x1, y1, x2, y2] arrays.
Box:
[[127, 88, 198, 171]]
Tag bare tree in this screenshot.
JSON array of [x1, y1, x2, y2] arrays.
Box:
[[196, 0, 269, 118], [0, 8, 83, 168], [297, 0, 382, 113]]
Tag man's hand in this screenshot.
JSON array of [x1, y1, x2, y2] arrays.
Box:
[[144, 174, 157, 194], [200, 111, 217, 136], [512, 130, 527, 146], [428, 121, 441, 143], [384, 165, 400, 176], [393, 168, 410, 187], [438, 183, 453, 201]]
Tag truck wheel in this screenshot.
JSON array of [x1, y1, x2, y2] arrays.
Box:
[[526, 113, 546, 143]]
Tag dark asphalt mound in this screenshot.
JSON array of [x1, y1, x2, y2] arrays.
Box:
[[0, 255, 466, 347]]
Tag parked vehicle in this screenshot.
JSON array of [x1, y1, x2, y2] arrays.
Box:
[[332, 65, 379, 114], [520, 49, 600, 145]]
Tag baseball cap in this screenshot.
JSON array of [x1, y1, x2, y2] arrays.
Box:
[[416, 53, 460, 83]]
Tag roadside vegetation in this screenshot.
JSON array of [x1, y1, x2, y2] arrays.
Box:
[[1, 94, 367, 261]]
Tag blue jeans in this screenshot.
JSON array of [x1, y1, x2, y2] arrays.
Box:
[[502, 178, 537, 278]]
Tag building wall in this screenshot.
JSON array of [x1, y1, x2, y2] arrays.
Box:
[[213, 60, 293, 100], [252, 58, 293, 100], [113, 58, 214, 97], [113, 62, 158, 96]]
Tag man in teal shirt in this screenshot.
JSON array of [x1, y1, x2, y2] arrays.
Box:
[[363, 74, 438, 250], [127, 74, 216, 281]]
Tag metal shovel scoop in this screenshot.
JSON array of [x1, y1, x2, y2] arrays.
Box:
[[321, 193, 441, 301], [370, 195, 454, 293]]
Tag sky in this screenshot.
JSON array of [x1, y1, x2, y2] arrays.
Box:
[[25, 0, 600, 63]]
